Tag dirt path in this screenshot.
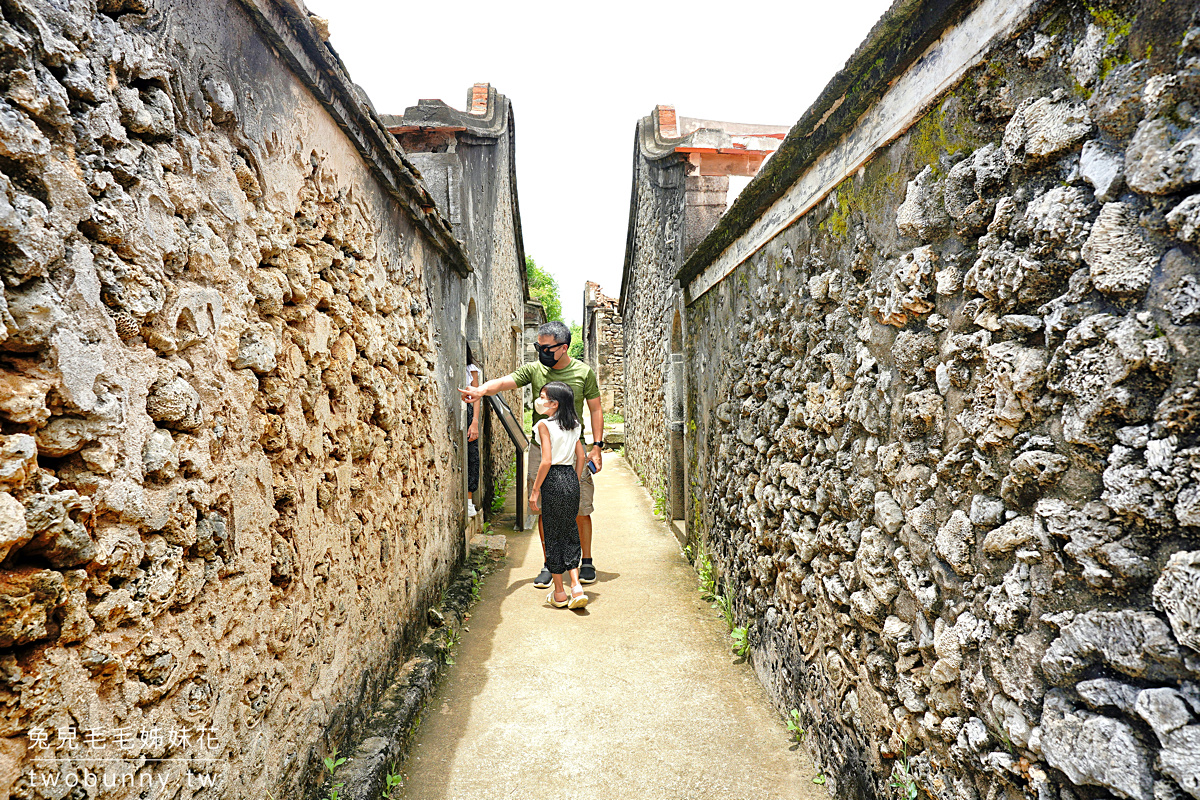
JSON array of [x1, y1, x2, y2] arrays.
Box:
[[397, 453, 825, 800]]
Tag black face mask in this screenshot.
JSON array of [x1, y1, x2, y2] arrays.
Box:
[[537, 345, 560, 367]]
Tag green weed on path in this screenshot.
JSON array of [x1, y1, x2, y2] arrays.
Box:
[[381, 770, 403, 798], [786, 709, 806, 743], [320, 747, 347, 800], [731, 625, 750, 657], [890, 739, 918, 800], [491, 462, 516, 514]]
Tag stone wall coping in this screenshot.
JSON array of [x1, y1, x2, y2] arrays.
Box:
[[380, 85, 531, 303], [617, 115, 671, 316], [675, 0, 1041, 298], [525, 300, 548, 327], [381, 84, 509, 140], [234, 0, 473, 276], [618, 106, 789, 314]]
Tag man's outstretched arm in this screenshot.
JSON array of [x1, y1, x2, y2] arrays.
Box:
[[459, 375, 518, 403]]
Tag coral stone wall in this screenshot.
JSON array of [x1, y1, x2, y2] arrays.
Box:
[[593, 310, 625, 415], [398, 92, 525, 512], [622, 147, 683, 495], [687, 3, 1200, 800], [584, 284, 625, 416], [0, 1, 471, 797]]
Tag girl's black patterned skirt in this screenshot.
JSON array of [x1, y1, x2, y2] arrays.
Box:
[[541, 464, 581, 574]]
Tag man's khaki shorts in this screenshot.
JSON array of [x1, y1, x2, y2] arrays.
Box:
[[527, 441, 594, 517]]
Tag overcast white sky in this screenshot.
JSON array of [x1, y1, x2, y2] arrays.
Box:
[[303, 0, 893, 325]]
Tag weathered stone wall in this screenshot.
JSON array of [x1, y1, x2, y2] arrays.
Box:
[[593, 309, 624, 414], [621, 137, 683, 497], [683, 2, 1200, 800], [583, 283, 624, 415], [521, 300, 546, 425], [390, 89, 526, 513], [622, 109, 784, 512], [0, 1, 479, 797], [477, 124, 522, 507]]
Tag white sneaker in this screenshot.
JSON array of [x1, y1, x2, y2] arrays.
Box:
[[467, 500, 477, 518]]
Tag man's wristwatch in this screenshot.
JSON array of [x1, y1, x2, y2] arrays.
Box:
[[592, 441, 604, 448]]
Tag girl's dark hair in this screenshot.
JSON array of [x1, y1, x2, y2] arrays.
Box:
[[542, 381, 579, 431]]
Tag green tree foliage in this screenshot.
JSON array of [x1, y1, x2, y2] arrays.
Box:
[[525, 256, 561, 323], [569, 323, 584, 358]]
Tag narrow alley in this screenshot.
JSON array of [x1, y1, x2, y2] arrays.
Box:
[[2, 2, 1200, 800], [396, 454, 823, 800]]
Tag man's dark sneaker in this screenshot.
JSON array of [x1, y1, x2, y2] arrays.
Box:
[[579, 562, 597, 584], [533, 567, 552, 588]]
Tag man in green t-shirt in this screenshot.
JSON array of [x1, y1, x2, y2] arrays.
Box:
[[459, 321, 605, 587]]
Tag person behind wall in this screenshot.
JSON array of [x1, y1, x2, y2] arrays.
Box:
[[529, 381, 588, 609], [466, 355, 482, 518], [458, 321, 604, 588]]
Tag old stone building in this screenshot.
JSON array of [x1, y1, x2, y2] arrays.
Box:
[[383, 85, 528, 516], [620, 105, 787, 519], [523, 299, 548, 366], [582, 282, 624, 415], [0, 1, 523, 798], [638, 1, 1200, 799]]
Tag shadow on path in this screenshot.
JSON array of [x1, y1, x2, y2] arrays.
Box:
[[397, 454, 824, 800]]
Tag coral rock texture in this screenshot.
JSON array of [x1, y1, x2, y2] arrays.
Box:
[[0, 1, 474, 798], [673, 3, 1200, 800]]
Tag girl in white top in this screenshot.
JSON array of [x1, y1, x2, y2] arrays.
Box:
[[529, 381, 588, 609]]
